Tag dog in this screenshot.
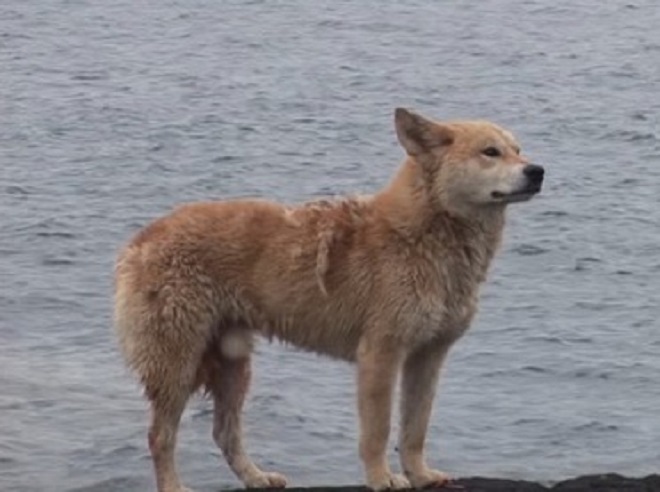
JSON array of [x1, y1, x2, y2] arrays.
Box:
[[114, 108, 544, 492]]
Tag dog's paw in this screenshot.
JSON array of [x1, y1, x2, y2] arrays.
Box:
[[245, 471, 288, 489], [368, 472, 411, 490], [407, 468, 451, 489]]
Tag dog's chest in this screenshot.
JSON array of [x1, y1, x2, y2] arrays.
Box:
[[402, 246, 488, 344]]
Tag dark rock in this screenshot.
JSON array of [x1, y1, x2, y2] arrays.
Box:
[[457, 477, 548, 491], [223, 475, 660, 492], [644, 476, 660, 491], [552, 474, 660, 492]]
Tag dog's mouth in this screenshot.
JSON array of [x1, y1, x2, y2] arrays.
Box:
[[491, 184, 542, 203]]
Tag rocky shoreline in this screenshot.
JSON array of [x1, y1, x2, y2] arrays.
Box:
[[227, 474, 660, 492]]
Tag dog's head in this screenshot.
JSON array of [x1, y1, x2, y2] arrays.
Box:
[[394, 108, 543, 215]]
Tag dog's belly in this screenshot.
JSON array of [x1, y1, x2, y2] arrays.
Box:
[[238, 292, 364, 362], [261, 313, 364, 361]]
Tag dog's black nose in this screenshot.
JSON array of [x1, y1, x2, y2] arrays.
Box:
[[523, 164, 545, 182]]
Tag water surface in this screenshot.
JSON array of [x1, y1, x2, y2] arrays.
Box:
[[1, 1, 659, 491]]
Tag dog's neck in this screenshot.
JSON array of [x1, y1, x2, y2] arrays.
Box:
[[374, 159, 506, 257]]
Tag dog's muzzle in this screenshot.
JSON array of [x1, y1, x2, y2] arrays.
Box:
[[491, 164, 544, 202], [523, 164, 545, 192]]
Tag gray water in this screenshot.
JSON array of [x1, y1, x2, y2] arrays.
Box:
[[1, 1, 660, 491]]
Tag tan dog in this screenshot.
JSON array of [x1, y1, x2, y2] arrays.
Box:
[[114, 108, 544, 492]]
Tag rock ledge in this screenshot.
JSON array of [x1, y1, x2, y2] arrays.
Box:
[[227, 474, 660, 492]]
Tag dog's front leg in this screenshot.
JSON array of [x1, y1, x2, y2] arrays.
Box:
[[357, 337, 410, 491], [399, 341, 452, 488]]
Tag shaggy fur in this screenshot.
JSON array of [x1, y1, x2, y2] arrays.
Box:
[[114, 108, 544, 492]]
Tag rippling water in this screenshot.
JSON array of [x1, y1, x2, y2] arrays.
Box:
[[1, 1, 659, 491]]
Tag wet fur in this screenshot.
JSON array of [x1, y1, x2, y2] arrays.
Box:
[[114, 108, 542, 492]]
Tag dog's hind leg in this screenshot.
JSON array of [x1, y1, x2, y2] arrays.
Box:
[[138, 312, 211, 492], [148, 392, 193, 492], [208, 339, 287, 489]]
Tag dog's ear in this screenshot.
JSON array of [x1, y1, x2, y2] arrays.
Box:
[[394, 108, 454, 156]]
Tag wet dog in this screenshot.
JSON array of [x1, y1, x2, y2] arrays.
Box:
[[114, 108, 544, 492]]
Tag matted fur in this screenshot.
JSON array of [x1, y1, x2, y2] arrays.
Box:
[[114, 108, 544, 492]]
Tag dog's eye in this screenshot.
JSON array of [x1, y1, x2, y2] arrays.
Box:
[[482, 147, 501, 158]]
